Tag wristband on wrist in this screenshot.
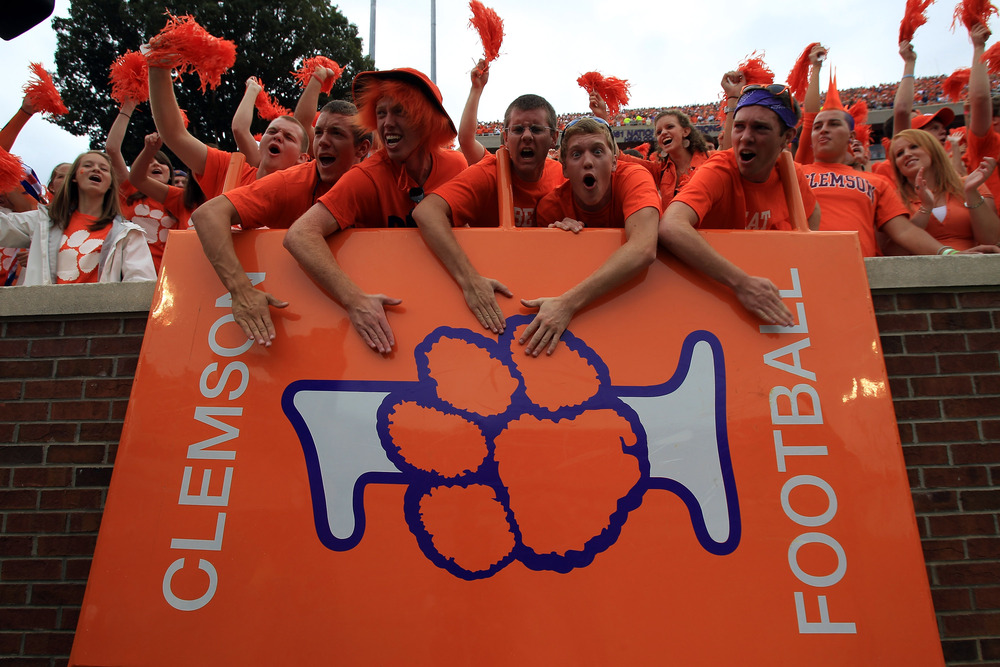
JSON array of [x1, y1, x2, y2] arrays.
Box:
[[901, 74, 914, 79], [937, 246, 958, 255], [118, 112, 132, 119], [965, 196, 986, 209], [917, 206, 930, 215]]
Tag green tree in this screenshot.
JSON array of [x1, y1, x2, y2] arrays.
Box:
[[52, 0, 373, 164]]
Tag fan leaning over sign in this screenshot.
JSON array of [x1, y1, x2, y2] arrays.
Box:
[[283, 68, 467, 355], [658, 83, 821, 327], [189, 100, 371, 348]]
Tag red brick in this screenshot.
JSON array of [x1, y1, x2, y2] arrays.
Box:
[[921, 537, 966, 560], [123, 316, 148, 333], [940, 353, 1000, 374], [0, 607, 57, 630], [942, 638, 980, 661], [954, 443, 1000, 465], [872, 294, 896, 311], [90, 335, 144, 356], [64, 319, 122, 335], [0, 380, 22, 400], [930, 310, 994, 330], [880, 335, 904, 355], [74, 467, 112, 487], [875, 312, 929, 332], [29, 584, 87, 606], [1, 559, 62, 581], [908, 467, 922, 489], [23, 631, 75, 656], [0, 631, 25, 653], [924, 466, 991, 488], [897, 293, 957, 310], [977, 375, 1000, 394], [943, 612, 1000, 637], [893, 399, 941, 420], [960, 291, 1000, 308], [945, 396, 1000, 419], [0, 489, 39, 509], [963, 490, 1000, 511], [13, 466, 73, 488], [898, 422, 915, 445], [36, 535, 97, 557], [0, 536, 34, 556], [22, 379, 84, 400], [986, 421, 1000, 440], [30, 337, 89, 357], [928, 512, 997, 537], [968, 537, 1000, 559], [0, 401, 48, 422], [0, 467, 9, 484], [46, 444, 106, 464], [911, 375, 975, 396], [888, 377, 909, 399], [116, 356, 139, 376], [932, 588, 973, 612], [902, 443, 948, 466], [38, 489, 103, 510], [0, 338, 30, 356], [50, 400, 111, 421], [917, 421, 982, 444], [68, 512, 102, 533], [5, 320, 63, 337], [84, 378, 134, 398], [0, 584, 29, 604], [64, 558, 92, 580], [4, 512, 67, 533], [885, 354, 938, 376], [55, 357, 115, 377], [3, 359, 55, 379], [905, 333, 968, 354], [937, 561, 1000, 585], [16, 423, 77, 443], [912, 489, 959, 512], [969, 331, 1000, 352], [78, 421, 123, 442], [110, 399, 129, 419], [985, 639, 1000, 660], [60, 607, 81, 631], [0, 445, 44, 465]]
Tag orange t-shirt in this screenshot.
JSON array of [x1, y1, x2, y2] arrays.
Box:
[[905, 187, 994, 251], [161, 185, 195, 230], [318, 148, 467, 229], [967, 128, 1000, 201], [225, 161, 331, 230], [432, 152, 565, 227], [802, 162, 908, 257], [618, 151, 709, 210], [119, 182, 181, 272], [194, 146, 258, 200], [57, 212, 110, 284], [672, 150, 817, 231], [535, 162, 660, 228]]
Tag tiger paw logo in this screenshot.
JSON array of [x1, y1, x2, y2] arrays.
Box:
[[283, 316, 740, 580]]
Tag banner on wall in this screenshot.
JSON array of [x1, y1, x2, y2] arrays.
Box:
[[70, 228, 942, 666]]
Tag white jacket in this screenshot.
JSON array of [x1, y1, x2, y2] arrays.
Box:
[[0, 205, 156, 285]]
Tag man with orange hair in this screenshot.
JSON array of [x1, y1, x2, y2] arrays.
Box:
[[283, 68, 466, 354]]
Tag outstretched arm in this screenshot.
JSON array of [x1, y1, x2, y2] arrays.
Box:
[[796, 44, 827, 165], [519, 206, 658, 356], [105, 100, 138, 183], [459, 60, 489, 166], [719, 71, 746, 151], [128, 133, 171, 202], [147, 65, 209, 175], [412, 193, 512, 333], [658, 201, 795, 325], [0, 96, 37, 152], [893, 41, 917, 136], [190, 194, 288, 346], [293, 67, 335, 156], [283, 204, 402, 354], [232, 77, 262, 168]]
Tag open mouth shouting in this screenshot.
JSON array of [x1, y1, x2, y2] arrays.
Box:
[[384, 133, 402, 150], [582, 173, 597, 189]]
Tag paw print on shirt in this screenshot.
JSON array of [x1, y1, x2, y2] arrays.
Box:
[[132, 202, 177, 244], [57, 229, 104, 282]]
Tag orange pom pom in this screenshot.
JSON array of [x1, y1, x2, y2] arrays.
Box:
[[0, 146, 24, 195], [739, 51, 774, 86], [787, 43, 820, 102], [900, 0, 934, 42], [253, 79, 291, 121], [943, 68, 971, 102], [293, 56, 345, 95], [146, 14, 237, 93], [23, 63, 67, 116], [179, 108, 190, 129], [982, 42, 1000, 74], [576, 71, 604, 95], [468, 0, 504, 65], [634, 142, 651, 159], [952, 0, 1000, 32], [596, 76, 631, 117], [109, 50, 149, 105]]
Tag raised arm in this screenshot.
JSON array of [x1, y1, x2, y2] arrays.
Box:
[[719, 71, 746, 151], [293, 67, 335, 157], [520, 206, 658, 356], [412, 193, 512, 333], [459, 60, 489, 166], [796, 44, 827, 165], [128, 133, 172, 202], [190, 194, 288, 346], [969, 23, 993, 138], [893, 41, 917, 136], [105, 99, 138, 182], [147, 65, 209, 175], [232, 77, 262, 168], [963, 157, 1000, 244], [283, 204, 402, 354], [0, 96, 37, 152], [658, 201, 795, 325]]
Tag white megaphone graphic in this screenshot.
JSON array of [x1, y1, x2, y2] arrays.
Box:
[[283, 323, 739, 578]]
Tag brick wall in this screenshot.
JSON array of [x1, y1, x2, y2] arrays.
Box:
[[1, 285, 998, 666], [1, 315, 146, 667]]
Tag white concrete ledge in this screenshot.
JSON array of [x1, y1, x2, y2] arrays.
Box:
[[0, 254, 997, 319]]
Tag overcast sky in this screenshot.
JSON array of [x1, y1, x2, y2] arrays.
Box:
[[1, 0, 994, 179]]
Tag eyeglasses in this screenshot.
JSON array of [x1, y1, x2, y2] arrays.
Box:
[[740, 83, 792, 106], [560, 116, 615, 144], [505, 124, 554, 136]]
